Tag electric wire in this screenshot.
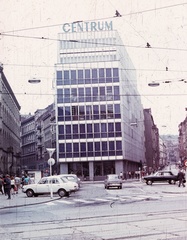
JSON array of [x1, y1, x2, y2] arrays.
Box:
[[2, 32, 187, 53], [1, 2, 187, 34]]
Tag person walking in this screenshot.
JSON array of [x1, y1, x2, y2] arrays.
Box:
[[14, 176, 21, 193], [4, 175, 11, 199], [0, 176, 4, 194], [177, 169, 185, 187], [10, 176, 15, 195]]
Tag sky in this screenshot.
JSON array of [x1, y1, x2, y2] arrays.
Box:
[[1, 0, 187, 135]]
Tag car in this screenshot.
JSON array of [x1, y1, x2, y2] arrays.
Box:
[[58, 174, 81, 188], [22, 175, 78, 197], [143, 171, 178, 185], [104, 174, 122, 189]]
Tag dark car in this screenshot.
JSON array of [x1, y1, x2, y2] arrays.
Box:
[[143, 171, 178, 185], [104, 174, 122, 189]]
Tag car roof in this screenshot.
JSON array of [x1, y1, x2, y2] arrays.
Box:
[[58, 174, 77, 177], [42, 176, 60, 179]]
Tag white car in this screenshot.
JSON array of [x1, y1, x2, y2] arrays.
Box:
[[58, 174, 81, 188], [22, 175, 78, 197]]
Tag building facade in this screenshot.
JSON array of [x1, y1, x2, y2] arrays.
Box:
[[159, 137, 167, 168], [144, 108, 160, 173], [55, 21, 145, 180], [0, 65, 21, 175], [21, 104, 56, 173]]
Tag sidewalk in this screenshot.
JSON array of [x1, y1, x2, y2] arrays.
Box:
[[0, 191, 60, 210]]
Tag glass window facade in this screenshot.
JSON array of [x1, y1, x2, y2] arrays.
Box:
[[57, 67, 122, 160], [56, 68, 119, 86], [59, 140, 122, 158]]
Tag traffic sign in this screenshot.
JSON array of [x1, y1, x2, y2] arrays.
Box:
[[48, 158, 55, 166], [184, 160, 187, 167]]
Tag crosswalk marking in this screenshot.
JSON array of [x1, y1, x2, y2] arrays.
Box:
[[45, 202, 55, 205], [57, 200, 74, 204], [44, 193, 186, 207], [94, 198, 111, 202], [73, 199, 94, 203]]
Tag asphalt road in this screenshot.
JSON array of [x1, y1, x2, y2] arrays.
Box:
[[0, 181, 187, 240]]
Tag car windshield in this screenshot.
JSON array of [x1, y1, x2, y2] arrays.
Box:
[[108, 175, 119, 180], [60, 177, 69, 183]]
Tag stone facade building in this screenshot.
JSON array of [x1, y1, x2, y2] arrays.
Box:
[[21, 104, 56, 174], [144, 108, 160, 173], [0, 65, 21, 175]]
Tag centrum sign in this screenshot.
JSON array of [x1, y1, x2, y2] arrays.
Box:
[[62, 21, 113, 33]]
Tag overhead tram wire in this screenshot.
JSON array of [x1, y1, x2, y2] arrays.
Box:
[[1, 2, 187, 34], [3, 91, 187, 97], [2, 32, 187, 53], [4, 62, 187, 74]]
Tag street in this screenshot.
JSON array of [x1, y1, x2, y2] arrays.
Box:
[[0, 180, 187, 239]]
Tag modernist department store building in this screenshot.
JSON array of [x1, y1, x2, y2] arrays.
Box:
[[55, 21, 145, 180]]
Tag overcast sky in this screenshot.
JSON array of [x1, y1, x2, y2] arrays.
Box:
[[1, 0, 187, 135]]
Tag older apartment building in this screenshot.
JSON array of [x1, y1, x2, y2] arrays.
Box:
[[0, 65, 21, 175]]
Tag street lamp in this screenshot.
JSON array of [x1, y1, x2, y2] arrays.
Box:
[[148, 82, 160, 87], [28, 78, 41, 84]]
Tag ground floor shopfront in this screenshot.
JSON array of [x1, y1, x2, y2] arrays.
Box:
[[59, 159, 141, 181]]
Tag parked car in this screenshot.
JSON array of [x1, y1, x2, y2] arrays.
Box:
[[22, 175, 78, 197], [58, 174, 81, 188], [143, 171, 178, 185], [104, 174, 123, 189]]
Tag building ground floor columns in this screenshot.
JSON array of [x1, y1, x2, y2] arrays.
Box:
[[59, 159, 141, 181]]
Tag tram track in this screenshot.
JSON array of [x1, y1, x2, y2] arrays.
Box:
[[0, 208, 187, 239]]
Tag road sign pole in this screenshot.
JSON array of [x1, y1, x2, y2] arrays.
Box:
[[46, 148, 55, 199]]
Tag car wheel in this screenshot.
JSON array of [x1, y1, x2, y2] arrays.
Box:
[[147, 180, 152, 185], [58, 189, 67, 197], [26, 189, 34, 197]]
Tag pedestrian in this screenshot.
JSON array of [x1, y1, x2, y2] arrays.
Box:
[[0, 176, 4, 194], [177, 169, 185, 187], [14, 176, 21, 193], [10, 176, 15, 195], [24, 175, 31, 185], [119, 172, 123, 179], [4, 174, 11, 199]]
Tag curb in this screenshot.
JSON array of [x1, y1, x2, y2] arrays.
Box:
[[0, 196, 61, 210]]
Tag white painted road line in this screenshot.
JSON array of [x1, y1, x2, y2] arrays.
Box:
[[73, 199, 94, 203], [57, 200, 74, 204], [94, 198, 111, 202]]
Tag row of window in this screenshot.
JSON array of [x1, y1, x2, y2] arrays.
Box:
[[56, 68, 119, 85], [60, 54, 117, 65], [57, 86, 120, 103], [57, 104, 121, 121], [60, 37, 116, 50], [58, 122, 122, 139], [59, 141, 122, 158]]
